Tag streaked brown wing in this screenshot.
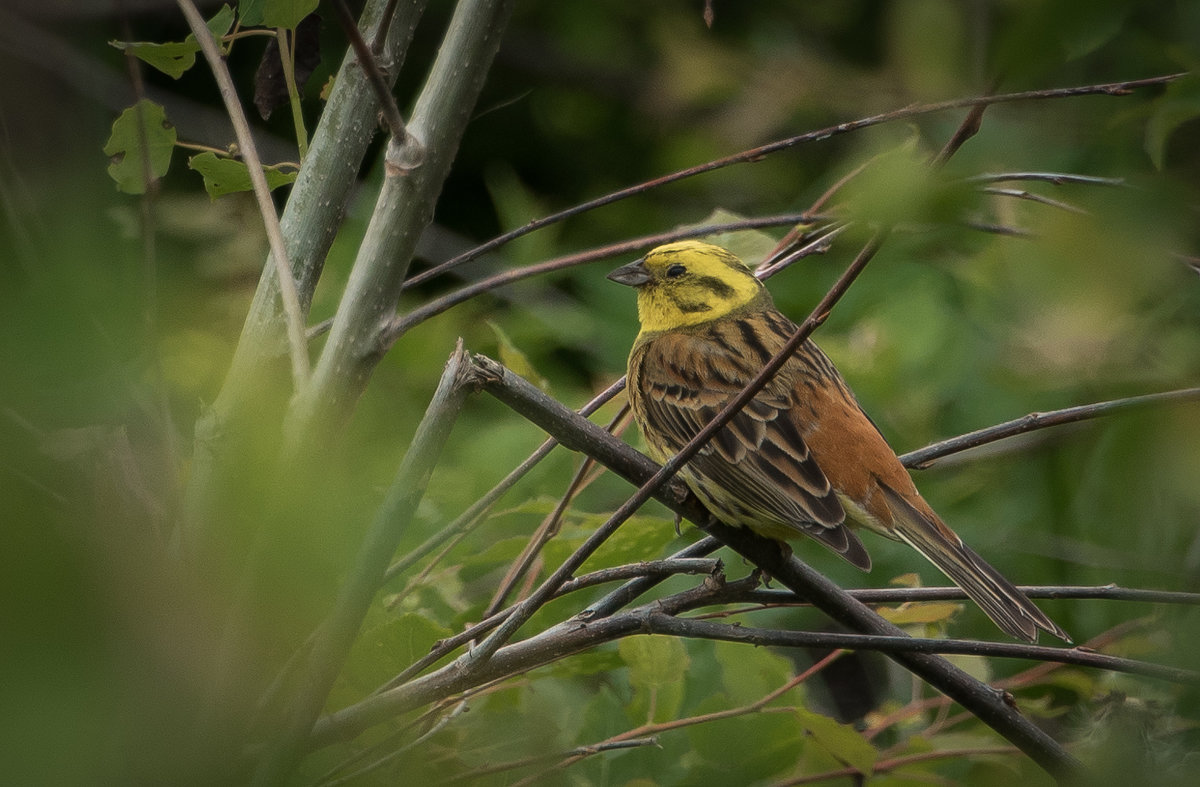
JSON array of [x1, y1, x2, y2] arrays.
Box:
[[630, 321, 871, 569]]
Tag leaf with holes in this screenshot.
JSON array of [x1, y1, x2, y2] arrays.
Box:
[[104, 100, 176, 194], [109, 4, 235, 79], [187, 153, 298, 198]]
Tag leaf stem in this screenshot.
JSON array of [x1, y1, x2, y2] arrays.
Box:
[[274, 27, 309, 160], [177, 0, 309, 387]]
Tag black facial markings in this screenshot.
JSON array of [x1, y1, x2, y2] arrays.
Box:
[[667, 289, 714, 314], [693, 275, 736, 299]]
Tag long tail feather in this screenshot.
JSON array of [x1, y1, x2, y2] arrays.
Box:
[[879, 484, 1070, 643]]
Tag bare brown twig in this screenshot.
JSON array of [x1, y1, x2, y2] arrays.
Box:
[[644, 613, 1199, 685], [966, 171, 1125, 187], [463, 737, 661, 785], [741, 584, 1200, 607], [469, 355, 1081, 776], [411, 73, 1183, 286], [900, 387, 1200, 469], [380, 212, 823, 343], [981, 186, 1089, 214], [176, 0, 309, 387], [505, 649, 847, 785]]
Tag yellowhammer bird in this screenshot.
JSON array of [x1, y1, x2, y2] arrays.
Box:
[[608, 240, 1069, 643]]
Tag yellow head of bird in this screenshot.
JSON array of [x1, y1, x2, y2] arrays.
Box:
[[606, 241, 766, 334]]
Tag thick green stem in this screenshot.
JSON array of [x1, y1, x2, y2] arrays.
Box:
[[181, 0, 428, 548], [284, 0, 517, 446]]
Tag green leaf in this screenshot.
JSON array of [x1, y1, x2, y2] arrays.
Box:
[[239, 0, 266, 26], [620, 635, 688, 691], [1060, 3, 1127, 60], [187, 152, 298, 198], [876, 601, 963, 625], [262, 0, 319, 29], [713, 640, 795, 706], [687, 696, 805, 780], [1040, 667, 1097, 699], [488, 321, 550, 392], [331, 612, 451, 702], [387, 612, 452, 668], [110, 41, 200, 79], [841, 136, 973, 228], [1146, 75, 1200, 170], [104, 100, 177, 194], [484, 162, 558, 265], [553, 511, 682, 569], [943, 653, 992, 683], [620, 635, 688, 722], [109, 5, 234, 79], [794, 707, 878, 775], [199, 4, 237, 43], [542, 647, 624, 679], [455, 535, 530, 583]]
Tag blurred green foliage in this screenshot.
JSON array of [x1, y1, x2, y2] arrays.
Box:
[[2, 0, 1200, 784]]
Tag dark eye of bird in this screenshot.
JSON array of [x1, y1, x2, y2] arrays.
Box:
[[665, 263, 686, 278]]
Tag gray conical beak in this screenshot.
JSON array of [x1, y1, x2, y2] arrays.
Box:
[[606, 258, 651, 286]]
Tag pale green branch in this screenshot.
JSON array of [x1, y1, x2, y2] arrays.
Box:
[[182, 0, 429, 546], [284, 0, 517, 447], [251, 342, 474, 785]]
